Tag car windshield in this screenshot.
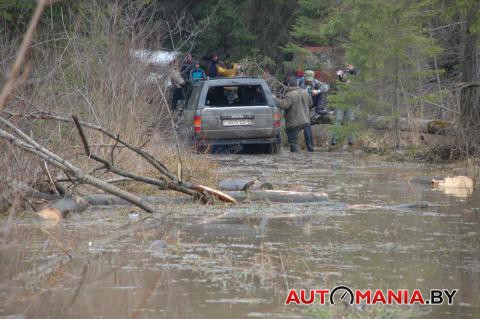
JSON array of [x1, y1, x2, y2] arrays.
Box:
[[205, 85, 267, 107]]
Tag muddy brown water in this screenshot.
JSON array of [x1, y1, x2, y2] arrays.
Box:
[[1, 152, 479, 318]]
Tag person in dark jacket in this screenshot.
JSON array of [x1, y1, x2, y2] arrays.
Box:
[[207, 53, 220, 78], [274, 76, 314, 152]]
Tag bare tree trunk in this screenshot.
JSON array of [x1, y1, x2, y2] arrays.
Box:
[[460, 2, 480, 151]]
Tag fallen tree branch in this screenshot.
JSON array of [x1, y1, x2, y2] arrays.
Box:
[[3, 109, 236, 203], [0, 118, 158, 213], [41, 161, 66, 196], [72, 115, 197, 197]]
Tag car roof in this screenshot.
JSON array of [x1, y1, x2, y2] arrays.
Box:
[[199, 77, 266, 86]]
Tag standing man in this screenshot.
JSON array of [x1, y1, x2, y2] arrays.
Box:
[[274, 76, 314, 152], [207, 52, 220, 78]]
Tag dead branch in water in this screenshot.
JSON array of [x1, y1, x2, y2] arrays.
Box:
[[69, 114, 230, 200], [0, 116, 158, 213], [4, 111, 236, 204], [71, 115, 195, 196]]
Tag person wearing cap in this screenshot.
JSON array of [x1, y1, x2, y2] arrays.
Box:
[[274, 76, 314, 152], [301, 70, 330, 120], [190, 61, 206, 82]]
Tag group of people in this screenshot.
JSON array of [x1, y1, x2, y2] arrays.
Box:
[[275, 65, 357, 152], [180, 53, 207, 84], [275, 69, 331, 153], [170, 52, 231, 110], [169, 53, 207, 110], [183, 51, 229, 80]]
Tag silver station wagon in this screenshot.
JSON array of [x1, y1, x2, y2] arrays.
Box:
[[178, 77, 281, 153]]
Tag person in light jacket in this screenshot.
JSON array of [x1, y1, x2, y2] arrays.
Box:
[[170, 63, 185, 111]]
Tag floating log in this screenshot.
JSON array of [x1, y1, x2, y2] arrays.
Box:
[[366, 116, 450, 135], [228, 190, 329, 203], [37, 189, 238, 221], [36, 194, 190, 220], [37, 189, 331, 220], [84, 194, 184, 206], [218, 179, 274, 191]]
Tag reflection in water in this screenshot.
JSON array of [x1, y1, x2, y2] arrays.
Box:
[[0, 152, 479, 318]]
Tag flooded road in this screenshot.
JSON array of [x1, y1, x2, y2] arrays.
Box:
[[1, 152, 479, 318]]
